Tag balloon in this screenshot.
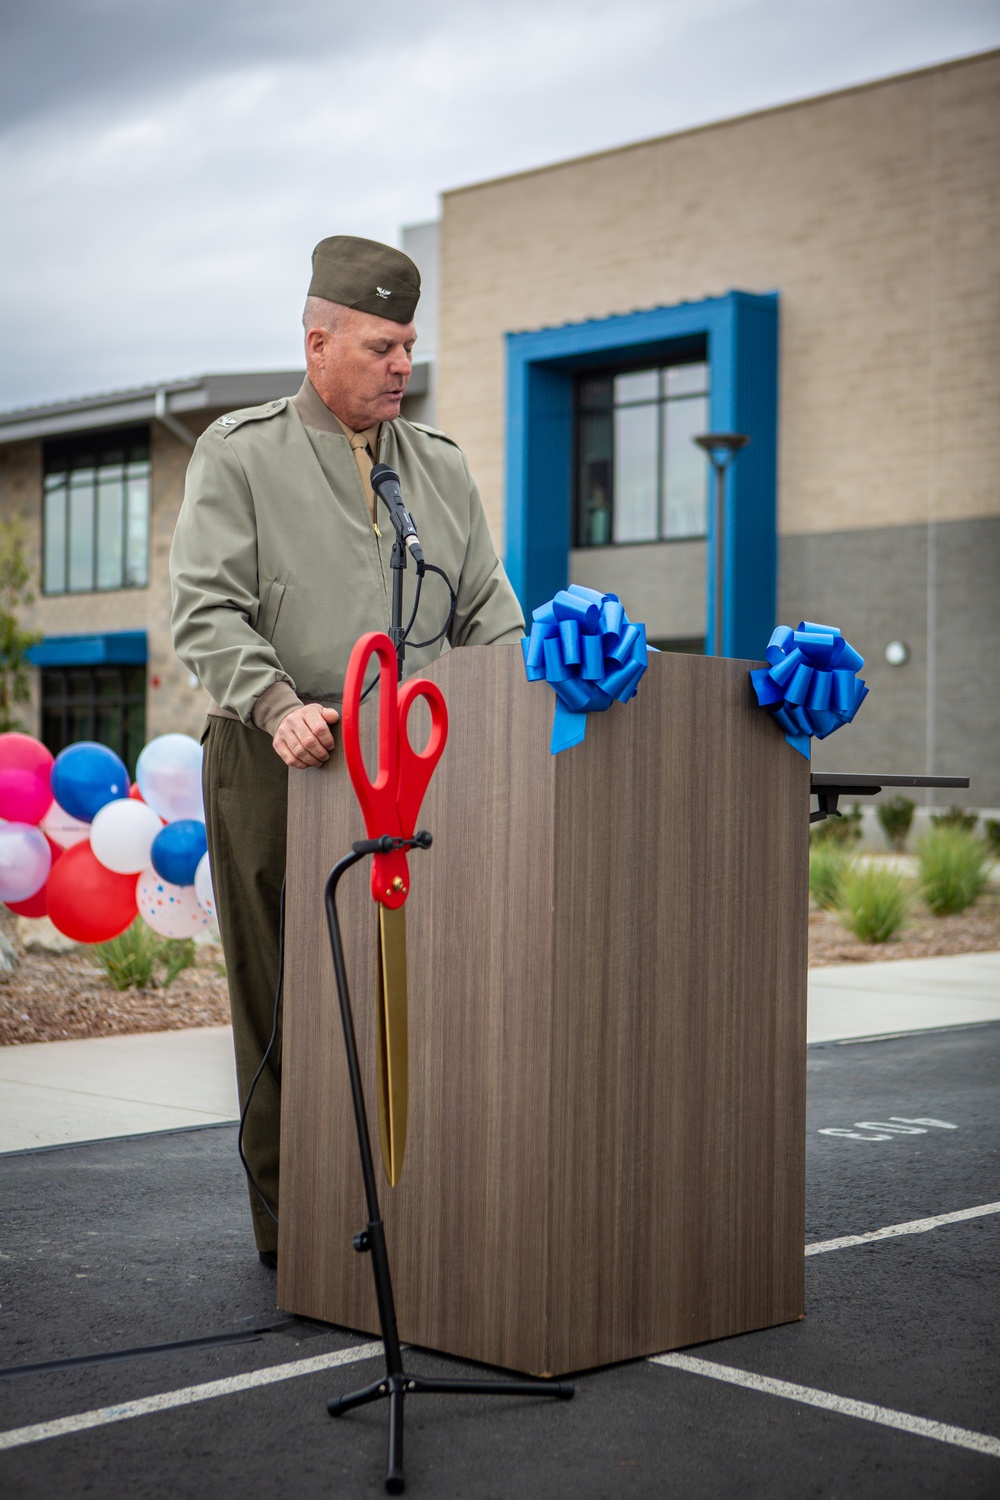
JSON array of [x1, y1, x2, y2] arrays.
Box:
[[47, 841, 138, 943], [194, 851, 216, 918], [136, 734, 204, 823], [51, 742, 129, 823], [150, 819, 207, 887], [129, 782, 144, 800], [5, 836, 63, 917], [40, 801, 92, 849], [136, 868, 213, 939], [0, 823, 52, 903], [90, 798, 164, 875], [0, 733, 54, 825]]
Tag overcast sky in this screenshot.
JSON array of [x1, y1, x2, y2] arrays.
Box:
[[2, 0, 998, 411]]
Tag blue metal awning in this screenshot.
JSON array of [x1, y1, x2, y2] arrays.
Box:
[[27, 631, 148, 668]]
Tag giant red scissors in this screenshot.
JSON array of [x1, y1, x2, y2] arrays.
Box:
[[340, 631, 448, 1183]]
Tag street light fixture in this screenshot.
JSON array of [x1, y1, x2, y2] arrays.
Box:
[[693, 432, 750, 657]]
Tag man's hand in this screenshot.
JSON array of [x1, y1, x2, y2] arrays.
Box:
[[272, 704, 340, 769]]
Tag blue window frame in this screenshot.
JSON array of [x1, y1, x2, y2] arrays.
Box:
[[505, 291, 779, 659]]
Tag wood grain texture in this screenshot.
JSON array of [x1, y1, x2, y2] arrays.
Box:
[[278, 645, 809, 1376]]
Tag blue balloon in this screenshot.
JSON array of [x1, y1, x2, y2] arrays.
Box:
[[150, 819, 208, 887], [51, 742, 129, 823]]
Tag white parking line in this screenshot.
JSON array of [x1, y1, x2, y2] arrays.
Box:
[[0, 1341, 383, 1453], [651, 1354, 1000, 1458], [806, 1201, 1000, 1255]]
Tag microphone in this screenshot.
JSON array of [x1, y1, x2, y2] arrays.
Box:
[[370, 464, 424, 565]]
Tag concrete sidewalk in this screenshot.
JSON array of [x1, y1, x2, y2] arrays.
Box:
[[0, 1026, 238, 1153], [0, 952, 997, 1155]]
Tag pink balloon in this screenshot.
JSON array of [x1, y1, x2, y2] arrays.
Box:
[[5, 835, 64, 917], [0, 822, 52, 903], [0, 733, 54, 825]]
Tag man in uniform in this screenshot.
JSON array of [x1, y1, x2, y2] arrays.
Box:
[[170, 236, 524, 1266]]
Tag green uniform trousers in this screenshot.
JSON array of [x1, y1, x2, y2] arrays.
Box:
[[202, 715, 287, 1254]]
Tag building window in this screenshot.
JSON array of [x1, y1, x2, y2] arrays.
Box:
[[575, 360, 709, 548], [40, 665, 147, 776], [42, 426, 150, 595], [649, 636, 706, 655]]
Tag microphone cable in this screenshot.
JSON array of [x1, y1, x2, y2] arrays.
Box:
[[236, 877, 285, 1224]]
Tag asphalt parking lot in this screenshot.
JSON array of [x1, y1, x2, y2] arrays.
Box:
[[1, 1021, 997, 1499]]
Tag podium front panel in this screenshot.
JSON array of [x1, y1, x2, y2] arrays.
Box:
[[278, 646, 809, 1376]]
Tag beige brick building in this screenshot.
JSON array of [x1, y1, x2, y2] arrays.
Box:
[[435, 48, 1000, 806], [0, 52, 996, 806]]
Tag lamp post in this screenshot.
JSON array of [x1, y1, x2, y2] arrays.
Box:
[[693, 432, 749, 657]]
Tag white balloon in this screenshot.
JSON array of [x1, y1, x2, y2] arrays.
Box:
[[136, 868, 213, 939], [194, 851, 216, 918], [135, 734, 204, 823], [90, 798, 164, 874], [40, 801, 91, 848], [0, 823, 52, 903]]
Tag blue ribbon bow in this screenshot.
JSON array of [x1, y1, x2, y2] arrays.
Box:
[[522, 585, 650, 753], [750, 621, 868, 759]]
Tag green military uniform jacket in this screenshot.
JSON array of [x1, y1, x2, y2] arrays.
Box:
[[170, 394, 524, 732]]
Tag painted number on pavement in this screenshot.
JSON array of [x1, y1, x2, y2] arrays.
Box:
[[818, 1116, 958, 1142]]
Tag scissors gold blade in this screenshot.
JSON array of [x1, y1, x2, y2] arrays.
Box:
[[341, 631, 448, 1188], [375, 904, 408, 1186]]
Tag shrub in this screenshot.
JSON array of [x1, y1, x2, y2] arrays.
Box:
[[838, 863, 911, 944], [929, 806, 978, 835], [876, 795, 915, 852], [809, 845, 852, 911], [983, 819, 1000, 859], [811, 803, 863, 847], [90, 921, 197, 991], [918, 827, 989, 916]]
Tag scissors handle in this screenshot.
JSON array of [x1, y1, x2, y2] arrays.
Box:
[[341, 631, 448, 909], [396, 678, 448, 836], [342, 633, 401, 837]]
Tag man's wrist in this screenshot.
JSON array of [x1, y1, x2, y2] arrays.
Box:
[[252, 680, 304, 738]]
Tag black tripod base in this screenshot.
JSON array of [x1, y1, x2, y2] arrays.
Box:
[[328, 1368, 574, 1494]]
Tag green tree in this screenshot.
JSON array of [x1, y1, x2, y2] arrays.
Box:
[[0, 518, 41, 733]]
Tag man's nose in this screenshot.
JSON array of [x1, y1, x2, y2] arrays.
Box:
[[387, 348, 412, 376]]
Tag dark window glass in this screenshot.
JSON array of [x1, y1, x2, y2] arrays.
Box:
[[649, 636, 705, 654], [40, 665, 146, 776], [574, 360, 710, 547], [42, 427, 150, 595]]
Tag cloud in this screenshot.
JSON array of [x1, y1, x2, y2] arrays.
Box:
[[2, 0, 998, 408]]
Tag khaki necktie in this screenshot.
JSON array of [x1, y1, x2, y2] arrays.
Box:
[[349, 432, 377, 522]]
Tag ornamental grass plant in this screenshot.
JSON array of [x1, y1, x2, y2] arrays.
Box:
[[809, 844, 852, 912], [838, 862, 911, 944], [90, 920, 197, 991], [876, 794, 916, 852], [810, 804, 863, 847], [929, 806, 979, 835], [918, 826, 990, 917]]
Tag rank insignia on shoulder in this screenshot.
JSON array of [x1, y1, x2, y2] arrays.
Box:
[[218, 415, 238, 426]]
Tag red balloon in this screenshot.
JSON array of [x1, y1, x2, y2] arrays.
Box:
[[129, 782, 144, 801], [0, 733, 54, 825], [5, 836, 64, 917], [46, 840, 138, 943]]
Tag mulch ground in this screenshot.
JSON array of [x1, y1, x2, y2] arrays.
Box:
[[0, 905, 231, 1047], [808, 885, 1000, 967], [1, 883, 998, 1048]]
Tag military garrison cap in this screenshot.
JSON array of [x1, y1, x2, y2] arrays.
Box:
[[308, 235, 420, 323]]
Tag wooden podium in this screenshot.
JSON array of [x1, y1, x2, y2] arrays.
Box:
[[278, 645, 810, 1377]]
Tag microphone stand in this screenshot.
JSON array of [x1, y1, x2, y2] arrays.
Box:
[[324, 837, 574, 1494], [388, 527, 407, 683]]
